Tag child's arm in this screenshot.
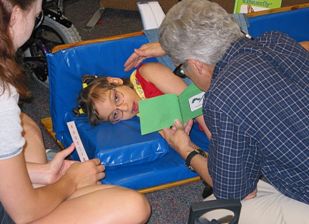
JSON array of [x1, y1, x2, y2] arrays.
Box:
[[195, 115, 211, 140], [138, 62, 188, 95]]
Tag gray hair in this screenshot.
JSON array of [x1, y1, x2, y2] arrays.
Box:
[[158, 0, 243, 66]]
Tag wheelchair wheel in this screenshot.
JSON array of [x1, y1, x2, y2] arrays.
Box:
[[23, 11, 82, 88]]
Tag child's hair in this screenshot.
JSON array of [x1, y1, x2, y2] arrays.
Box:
[[73, 74, 133, 126]]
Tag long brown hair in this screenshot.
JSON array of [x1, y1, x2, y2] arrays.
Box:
[[0, 0, 36, 98]]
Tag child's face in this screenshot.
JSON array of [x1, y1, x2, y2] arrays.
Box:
[[95, 85, 142, 123]]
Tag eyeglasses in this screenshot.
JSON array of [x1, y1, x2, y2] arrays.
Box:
[[34, 11, 44, 30], [108, 88, 125, 124], [173, 63, 186, 78]]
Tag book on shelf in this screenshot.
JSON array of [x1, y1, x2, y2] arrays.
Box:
[[233, 0, 282, 13]]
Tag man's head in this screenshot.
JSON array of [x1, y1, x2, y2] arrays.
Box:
[[159, 0, 242, 69]]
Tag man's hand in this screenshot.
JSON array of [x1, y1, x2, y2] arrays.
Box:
[[124, 41, 166, 71], [162, 119, 196, 159], [243, 188, 257, 200], [164, 119, 213, 187]]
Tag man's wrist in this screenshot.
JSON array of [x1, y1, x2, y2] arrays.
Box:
[[185, 149, 207, 172]]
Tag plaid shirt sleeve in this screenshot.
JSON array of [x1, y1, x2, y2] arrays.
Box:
[[205, 106, 261, 200]]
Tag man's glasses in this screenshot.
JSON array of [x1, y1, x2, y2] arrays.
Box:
[[34, 11, 44, 30], [108, 88, 125, 124], [173, 63, 186, 78]]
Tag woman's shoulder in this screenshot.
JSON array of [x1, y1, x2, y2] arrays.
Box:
[[0, 83, 19, 103]]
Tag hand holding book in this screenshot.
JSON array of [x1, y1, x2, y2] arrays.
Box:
[[139, 83, 205, 135]]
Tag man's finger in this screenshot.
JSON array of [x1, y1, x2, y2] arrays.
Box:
[[174, 119, 184, 130], [134, 48, 146, 57]]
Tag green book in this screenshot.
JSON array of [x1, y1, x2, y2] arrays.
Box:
[[139, 83, 205, 135], [233, 0, 282, 13]]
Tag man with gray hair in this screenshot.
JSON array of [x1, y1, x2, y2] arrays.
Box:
[[124, 0, 309, 223]]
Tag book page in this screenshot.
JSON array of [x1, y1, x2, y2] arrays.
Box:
[[139, 94, 182, 135], [178, 83, 204, 123]]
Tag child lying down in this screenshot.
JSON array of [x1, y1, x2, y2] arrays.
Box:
[[73, 62, 211, 140]]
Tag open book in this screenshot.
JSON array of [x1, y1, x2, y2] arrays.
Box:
[[139, 83, 205, 135]]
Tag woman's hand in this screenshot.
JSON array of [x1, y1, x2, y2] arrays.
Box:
[[124, 41, 166, 71], [47, 144, 105, 188], [46, 143, 77, 184], [65, 158, 105, 189]]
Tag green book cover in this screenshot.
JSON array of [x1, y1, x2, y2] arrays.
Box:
[[233, 0, 282, 13], [139, 83, 205, 135]]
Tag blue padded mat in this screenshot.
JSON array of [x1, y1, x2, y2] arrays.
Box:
[[47, 34, 209, 190], [247, 7, 309, 41]]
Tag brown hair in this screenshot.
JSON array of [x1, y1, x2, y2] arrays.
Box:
[[73, 74, 134, 126], [0, 0, 35, 98]]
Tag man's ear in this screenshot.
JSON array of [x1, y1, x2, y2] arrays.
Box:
[[106, 77, 124, 85], [187, 59, 203, 74]]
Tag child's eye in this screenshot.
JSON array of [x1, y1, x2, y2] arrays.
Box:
[[113, 110, 119, 119], [114, 93, 119, 103], [112, 110, 123, 122]]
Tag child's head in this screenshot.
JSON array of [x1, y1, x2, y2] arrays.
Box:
[[73, 74, 141, 125]]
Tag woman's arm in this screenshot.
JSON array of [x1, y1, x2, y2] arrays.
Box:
[[21, 113, 77, 186], [0, 152, 104, 223], [27, 144, 77, 186]]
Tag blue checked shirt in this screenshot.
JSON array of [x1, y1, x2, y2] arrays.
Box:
[[204, 31, 309, 204]]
